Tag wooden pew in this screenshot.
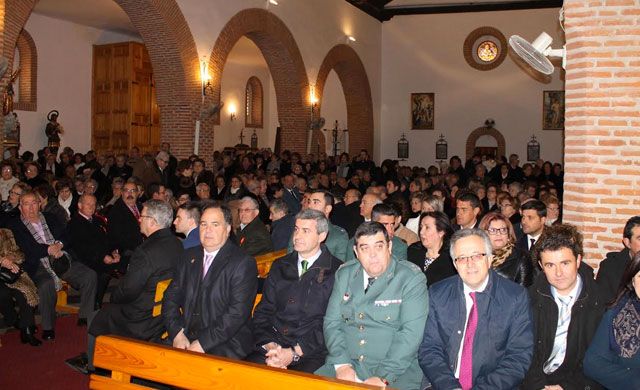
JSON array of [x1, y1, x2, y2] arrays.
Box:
[[255, 248, 287, 278], [90, 335, 382, 390], [56, 281, 79, 314]]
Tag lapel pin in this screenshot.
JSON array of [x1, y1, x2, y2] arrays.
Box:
[[343, 293, 350, 301]]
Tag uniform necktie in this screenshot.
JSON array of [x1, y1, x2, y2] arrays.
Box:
[[530, 238, 536, 249], [202, 253, 214, 279], [301, 259, 309, 276], [365, 277, 375, 294], [459, 292, 478, 390]]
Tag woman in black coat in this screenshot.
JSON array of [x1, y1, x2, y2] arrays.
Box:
[[407, 211, 457, 287], [479, 211, 533, 287]]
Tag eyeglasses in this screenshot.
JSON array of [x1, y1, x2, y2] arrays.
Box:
[[501, 203, 513, 208], [123, 189, 138, 193], [487, 227, 508, 235], [140, 215, 155, 220], [454, 253, 487, 265], [9, 190, 22, 196], [238, 208, 257, 213]]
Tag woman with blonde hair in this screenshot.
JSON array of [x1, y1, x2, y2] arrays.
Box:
[[479, 211, 533, 287]]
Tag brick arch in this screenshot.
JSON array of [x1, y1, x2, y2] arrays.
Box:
[[2, 0, 200, 158], [208, 8, 309, 153], [14, 28, 37, 111], [465, 126, 506, 160], [315, 44, 374, 156], [245, 76, 263, 128]]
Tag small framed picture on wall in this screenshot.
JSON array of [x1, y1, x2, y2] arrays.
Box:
[[411, 93, 434, 130], [542, 90, 565, 130]]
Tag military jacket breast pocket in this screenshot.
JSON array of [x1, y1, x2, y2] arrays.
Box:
[[372, 303, 402, 328]]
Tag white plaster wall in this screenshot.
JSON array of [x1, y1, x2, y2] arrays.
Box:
[[217, 38, 271, 150], [17, 13, 141, 154], [320, 70, 348, 156], [381, 8, 565, 167], [178, 0, 382, 157]]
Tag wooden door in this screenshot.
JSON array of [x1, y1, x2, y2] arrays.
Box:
[[92, 46, 112, 152]]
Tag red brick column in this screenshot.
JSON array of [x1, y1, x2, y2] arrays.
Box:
[[563, 0, 640, 266], [208, 8, 309, 154], [315, 44, 374, 156]]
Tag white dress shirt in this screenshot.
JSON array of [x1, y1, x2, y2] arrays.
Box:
[[297, 248, 322, 277]]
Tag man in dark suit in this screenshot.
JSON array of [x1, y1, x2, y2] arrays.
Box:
[[66, 199, 183, 374], [522, 225, 605, 389], [67, 194, 120, 309], [597, 216, 640, 302], [247, 209, 342, 372], [163, 202, 258, 358], [173, 202, 201, 249], [282, 174, 301, 215], [419, 228, 533, 390], [269, 199, 294, 251], [453, 191, 482, 231], [107, 180, 144, 272], [332, 188, 363, 238], [516, 199, 547, 260], [236, 196, 273, 257]]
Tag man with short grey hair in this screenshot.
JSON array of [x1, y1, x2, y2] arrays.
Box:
[[419, 228, 533, 389], [155, 151, 171, 187], [248, 209, 342, 372], [66, 199, 183, 374], [237, 196, 273, 256]]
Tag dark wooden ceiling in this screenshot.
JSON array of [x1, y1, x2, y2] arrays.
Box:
[[345, 0, 563, 22]]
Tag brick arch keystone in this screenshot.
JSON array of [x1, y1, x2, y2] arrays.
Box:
[[208, 8, 309, 154], [3, 0, 200, 158], [465, 126, 506, 160], [315, 44, 374, 156]]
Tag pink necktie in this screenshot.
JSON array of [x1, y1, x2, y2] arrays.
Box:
[[459, 292, 478, 390], [202, 253, 214, 279]]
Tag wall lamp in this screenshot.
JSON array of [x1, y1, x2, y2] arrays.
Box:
[[200, 58, 212, 97], [229, 103, 237, 121]]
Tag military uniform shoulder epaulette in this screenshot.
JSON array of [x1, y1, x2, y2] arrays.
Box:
[[337, 261, 357, 271], [397, 260, 423, 275]]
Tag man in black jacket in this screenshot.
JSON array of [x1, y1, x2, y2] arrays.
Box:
[[163, 202, 258, 359], [597, 216, 640, 302], [66, 199, 183, 374], [107, 180, 144, 272], [67, 194, 120, 309], [247, 209, 342, 372], [522, 224, 605, 389], [236, 196, 273, 257]]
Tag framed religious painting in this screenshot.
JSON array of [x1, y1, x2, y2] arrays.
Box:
[[542, 90, 565, 130], [411, 93, 434, 130]]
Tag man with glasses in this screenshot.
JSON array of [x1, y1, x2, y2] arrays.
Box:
[[66, 199, 182, 374], [236, 196, 273, 257], [107, 180, 144, 273], [419, 228, 533, 390]]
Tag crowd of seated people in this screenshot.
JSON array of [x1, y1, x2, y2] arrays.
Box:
[[0, 143, 638, 389]]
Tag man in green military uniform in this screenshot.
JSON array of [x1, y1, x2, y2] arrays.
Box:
[[288, 189, 348, 261], [344, 203, 408, 263], [315, 221, 428, 390]]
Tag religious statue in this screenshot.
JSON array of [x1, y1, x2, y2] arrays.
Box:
[[45, 110, 64, 150], [2, 68, 20, 116]]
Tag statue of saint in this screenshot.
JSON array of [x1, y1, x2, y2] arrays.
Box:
[[45, 110, 64, 150], [2, 68, 19, 116]]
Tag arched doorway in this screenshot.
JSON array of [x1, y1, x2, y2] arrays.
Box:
[[2, 0, 200, 157], [315, 44, 374, 156], [208, 8, 309, 154], [465, 125, 506, 160]]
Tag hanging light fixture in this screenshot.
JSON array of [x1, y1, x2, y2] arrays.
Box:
[[436, 134, 448, 162]]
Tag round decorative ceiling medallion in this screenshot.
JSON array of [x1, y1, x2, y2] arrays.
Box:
[[463, 27, 507, 71]]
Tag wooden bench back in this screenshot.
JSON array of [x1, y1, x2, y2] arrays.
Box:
[[255, 248, 287, 277], [90, 335, 380, 390]]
